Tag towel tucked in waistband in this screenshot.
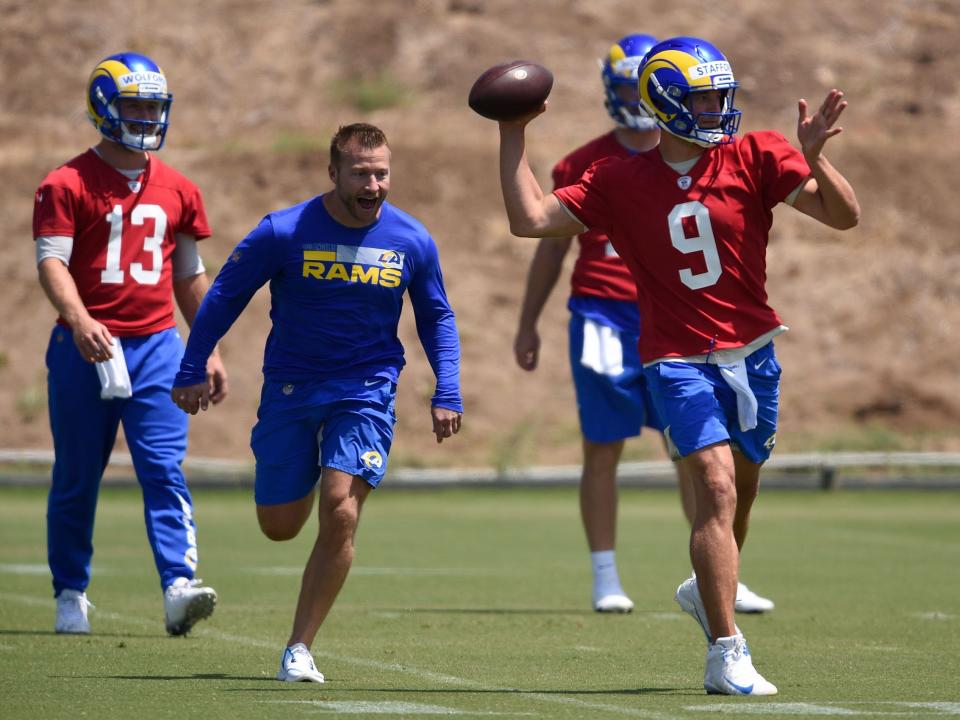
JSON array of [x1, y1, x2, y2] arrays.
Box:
[[580, 318, 624, 377], [718, 360, 757, 431], [95, 338, 132, 400]]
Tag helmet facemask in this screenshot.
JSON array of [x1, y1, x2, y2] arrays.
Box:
[[87, 53, 173, 152], [605, 78, 660, 131], [647, 74, 741, 147], [100, 90, 172, 151]]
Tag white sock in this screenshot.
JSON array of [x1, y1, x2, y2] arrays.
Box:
[[591, 550, 624, 598]]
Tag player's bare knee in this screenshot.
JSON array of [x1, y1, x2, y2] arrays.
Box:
[[698, 474, 738, 518], [258, 518, 301, 542], [318, 498, 360, 540], [257, 506, 309, 541]]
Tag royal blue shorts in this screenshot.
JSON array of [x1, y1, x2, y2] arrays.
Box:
[[250, 376, 397, 505], [568, 313, 664, 443], [643, 342, 781, 463]]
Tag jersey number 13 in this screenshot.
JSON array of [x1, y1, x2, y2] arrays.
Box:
[[101, 203, 167, 286]]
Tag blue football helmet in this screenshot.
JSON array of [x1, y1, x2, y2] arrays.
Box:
[[638, 37, 741, 147], [86, 52, 172, 151], [601, 33, 658, 131]]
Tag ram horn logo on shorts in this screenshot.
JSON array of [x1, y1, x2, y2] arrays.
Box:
[[361, 450, 383, 469]]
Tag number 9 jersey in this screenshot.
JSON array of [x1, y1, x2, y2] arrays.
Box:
[[33, 149, 211, 336], [553, 130, 810, 364]]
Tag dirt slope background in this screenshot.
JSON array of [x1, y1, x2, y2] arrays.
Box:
[[1, 0, 958, 470]]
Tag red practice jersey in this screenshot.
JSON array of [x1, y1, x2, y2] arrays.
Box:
[[552, 131, 637, 303], [33, 150, 211, 336], [554, 131, 810, 363]]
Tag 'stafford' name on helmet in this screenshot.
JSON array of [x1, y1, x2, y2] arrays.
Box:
[[687, 61, 733, 81]]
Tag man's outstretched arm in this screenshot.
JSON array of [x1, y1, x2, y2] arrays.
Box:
[[497, 107, 586, 239]]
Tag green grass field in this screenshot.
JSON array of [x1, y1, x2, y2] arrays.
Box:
[[1, 485, 958, 719]]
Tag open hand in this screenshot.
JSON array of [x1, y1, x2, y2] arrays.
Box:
[[797, 89, 847, 161]]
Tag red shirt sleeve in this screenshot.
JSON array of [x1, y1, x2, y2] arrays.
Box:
[[748, 131, 811, 210], [552, 157, 619, 235], [33, 181, 78, 238], [179, 185, 212, 240]]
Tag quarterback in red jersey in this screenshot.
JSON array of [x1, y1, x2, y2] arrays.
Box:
[[515, 34, 775, 617], [33, 52, 227, 637], [494, 37, 859, 695]]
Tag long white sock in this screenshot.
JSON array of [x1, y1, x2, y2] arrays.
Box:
[[591, 550, 625, 598]]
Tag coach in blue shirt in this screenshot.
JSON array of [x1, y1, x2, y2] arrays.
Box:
[[172, 123, 463, 683]]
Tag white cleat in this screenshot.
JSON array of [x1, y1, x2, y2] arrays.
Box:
[[55, 589, 94, 634], [675, 576, 740, 643], [593, 592, 635, 613], [164, 577, 217, 636], [735, 582, 775, 613], [704, 633, 778, 695], [277, 643, 325, 683]]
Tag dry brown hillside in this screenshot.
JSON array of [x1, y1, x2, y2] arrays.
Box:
[[2, 0, 959, 471]]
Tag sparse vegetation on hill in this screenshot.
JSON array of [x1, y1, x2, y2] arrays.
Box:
[[2, 0, 958, 469]]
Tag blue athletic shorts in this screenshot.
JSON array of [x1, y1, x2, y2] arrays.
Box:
[[250, 376, 397, 505], [568, 312, 664, 443], [643, 342, 781, 463]]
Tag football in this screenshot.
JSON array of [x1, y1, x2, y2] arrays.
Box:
[[468, 60, 553, 121]]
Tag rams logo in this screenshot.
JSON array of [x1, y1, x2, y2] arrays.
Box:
[[302, 245, 404, 287], [361, 450, 383, 469]]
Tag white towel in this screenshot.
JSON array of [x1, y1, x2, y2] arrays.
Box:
[[95, 338, 132, 400], [718, 360, 757, 431], [580, 318, 624, 377]]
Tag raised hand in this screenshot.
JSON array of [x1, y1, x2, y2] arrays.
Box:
[[797, 89, 847, 161]]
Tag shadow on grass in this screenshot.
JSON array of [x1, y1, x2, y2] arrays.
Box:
[[69, 673, 277, 682], [374, 608, 600, 616], [64, 673, 693, 695], [223, 685, 690, 695], [0, 629, 159, 639]]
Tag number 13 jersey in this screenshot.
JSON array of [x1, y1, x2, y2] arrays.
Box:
[[554, 131, 810, 364], [33, 149, 211, 336]]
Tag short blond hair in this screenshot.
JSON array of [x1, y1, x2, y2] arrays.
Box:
[[330, 123, 389, 168]]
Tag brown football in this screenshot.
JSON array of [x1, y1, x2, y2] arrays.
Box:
[[468, 60, 554, 121]]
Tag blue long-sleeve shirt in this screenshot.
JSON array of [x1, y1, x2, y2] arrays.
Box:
[[175, 196, 463, 411]]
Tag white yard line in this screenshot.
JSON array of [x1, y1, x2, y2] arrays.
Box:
[[7, 591, 956, 718], [687, 702, 960, 716], [3, 591, 669, 719], [257, 699, 536, 715]]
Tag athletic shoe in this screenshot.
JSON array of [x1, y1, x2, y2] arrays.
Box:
[[277, 643, 325, 683], [675, 576, 740, 643], [164, 577, 217, 636], [735, 582, 775, 613], [593, 592, 635, 613], [55, 589, 94, 634], [704, 633, 778, 695]]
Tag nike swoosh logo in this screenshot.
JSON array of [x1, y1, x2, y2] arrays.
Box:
[[726, 678, 754, 694], [753, 357, 768, 370], [364, 379, 379, 387]]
